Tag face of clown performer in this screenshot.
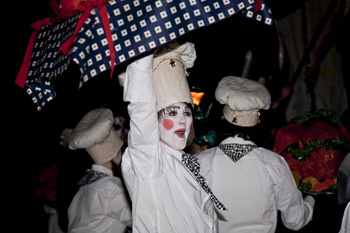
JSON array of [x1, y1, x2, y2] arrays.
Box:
[[113, 116, 129, 142], [158, 102, 193, 151]]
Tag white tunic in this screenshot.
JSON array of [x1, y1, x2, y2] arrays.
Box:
[[121, 55, 218, 233], [67, 165, 132, 233], [196, 136, 315, 233]]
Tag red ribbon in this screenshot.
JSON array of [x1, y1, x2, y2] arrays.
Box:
[[15, 0, 113, 88], [15, 0, 79, 88], [254, 0, 262, 13], [60, 0, 115, 77], [98, 5, 116, 78], [15, 18, 51, 88]]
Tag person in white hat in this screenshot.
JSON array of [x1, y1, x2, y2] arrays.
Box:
[[196, 76, 315, 233], [119, 41, 225, 233], [66, 108, 132, 233]]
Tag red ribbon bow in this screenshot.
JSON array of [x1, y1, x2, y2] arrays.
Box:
[[15, 0, 115, 88], [60, 0, 116, 78]]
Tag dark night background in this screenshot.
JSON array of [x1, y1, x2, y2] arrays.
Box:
[[3, 1, 349, 232]]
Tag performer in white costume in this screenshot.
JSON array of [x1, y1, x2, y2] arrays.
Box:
[[196, 76, 315, 233], [67, 108, 132, 233], [120, 42, 225, 233]]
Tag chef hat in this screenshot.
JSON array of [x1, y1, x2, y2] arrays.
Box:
[[69, 108, 124, 165], [118, 42, 196, 111], [215, 76, 271, 127], [153, 42, 196, 111]]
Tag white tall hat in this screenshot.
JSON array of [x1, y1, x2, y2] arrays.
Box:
[[118, 42, 196, 111], [69, 108, 124, 165], [152, 42, 196, 111], [215, 76, 271, 127]]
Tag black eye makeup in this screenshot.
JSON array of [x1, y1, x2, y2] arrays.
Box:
[[165, 106, 179, 117], [184, 106, 192, 116]]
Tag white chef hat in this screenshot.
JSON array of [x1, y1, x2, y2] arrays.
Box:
[[215, 76, 271, 127], [153, 41, 196, 111], [118, 42, 196, 111], [69, 108, 124, 165]]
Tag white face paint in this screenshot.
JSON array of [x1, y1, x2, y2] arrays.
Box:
[[158, 102, 193, 151], [114, 116, 129, 142]]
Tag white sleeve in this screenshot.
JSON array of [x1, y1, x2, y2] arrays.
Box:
[[123, 54, 154, 103], [275, 158, 315, 230], [339, 202, 350, 233], [123, 54, 162, 179]]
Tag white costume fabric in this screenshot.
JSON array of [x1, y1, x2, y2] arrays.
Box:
[[197, 136, 315, 233], [339, 202, 350, 233], [337, 153, 350, 205], [121, 54, 218, 233], [67, 164, 132, 233]]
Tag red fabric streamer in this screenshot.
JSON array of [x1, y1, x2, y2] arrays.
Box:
[[254, 0, 262, 13], [15, 0, 114, 88], [14, 18, 51, 88], [98, 5, 115, 78], [60, 0, 115, 78]]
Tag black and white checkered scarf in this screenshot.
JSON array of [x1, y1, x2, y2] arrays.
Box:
[[78, 169, 109, 186], [182, 152, 227, 210], [218, 143, 257, 162]]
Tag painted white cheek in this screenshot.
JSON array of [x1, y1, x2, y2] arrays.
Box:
[[163, 130, 174, 145], [175, 135, 187, 151], [159, 120, 173, 146], [184, 119, 192, 140], [185, 130, 190, 141]]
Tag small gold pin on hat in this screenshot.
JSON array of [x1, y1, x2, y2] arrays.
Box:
[[170, 59, 176, 67]]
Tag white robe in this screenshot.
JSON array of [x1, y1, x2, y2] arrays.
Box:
[[68, 164, 132, 233], [196, 136, 315, 233], [121, 54, 218, 233]]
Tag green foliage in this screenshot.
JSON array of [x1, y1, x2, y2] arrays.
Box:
[[298, 182, 312, 191], [327, 184, 336, 192], [287, 109, 349, 161], [287, 138, 350, 161], [296, 109, 341, 126]]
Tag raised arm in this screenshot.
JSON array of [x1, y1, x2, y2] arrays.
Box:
[[122, 54, 161, 176]]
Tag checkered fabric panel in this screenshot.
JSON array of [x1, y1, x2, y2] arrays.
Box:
[[25, 81, 56, 111], [182, 152, 227, 210], [242, 1, 273, 25], [24, 0, 273, 110], [218, 143, 257, 162], [25, 13, 81, 110], [77, 169, 109, 186], [71, 0, 274, 88]]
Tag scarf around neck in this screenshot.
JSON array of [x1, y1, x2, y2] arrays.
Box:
[[218, 143, 257, 162]]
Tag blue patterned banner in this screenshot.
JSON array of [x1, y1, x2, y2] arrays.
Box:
[[18, 0, 273, 110]]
